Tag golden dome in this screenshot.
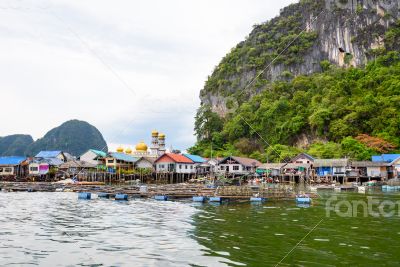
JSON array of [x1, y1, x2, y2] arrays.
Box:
[[125, 148, 132, 154], [151, 130, 159, 137], [135, 141, 148, 152], [158, 133, 165, 139], [116, 146, 124, 153]]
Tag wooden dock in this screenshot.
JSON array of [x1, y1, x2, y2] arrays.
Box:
[[0, 182, 318, 202]]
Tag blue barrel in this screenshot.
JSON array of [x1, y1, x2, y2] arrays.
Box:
[[115, 194, 129, 201], [78, 192, 91, 200], [209, 197, 222, 203], [155, 195, 168, 201], [98, 193, 110, 198], [193, 196, 206, 202], [296, 197, 311, 204], [250, 197, 266, 202]]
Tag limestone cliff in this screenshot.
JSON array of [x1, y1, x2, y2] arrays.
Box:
[[199, 0, 399, 117]]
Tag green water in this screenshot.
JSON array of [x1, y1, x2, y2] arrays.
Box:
[[192, 191, 400, 266], [1, 191, 400, 266]]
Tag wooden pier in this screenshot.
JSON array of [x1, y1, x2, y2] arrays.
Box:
[[0, 182, 317, 202]]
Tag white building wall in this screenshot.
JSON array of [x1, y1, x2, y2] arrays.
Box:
[[156, 162, 195, 173], [217, 164, 247, 174], [0, 166, 14, 176], [176, 163, 195, 174], [29, 163, 40, 175]]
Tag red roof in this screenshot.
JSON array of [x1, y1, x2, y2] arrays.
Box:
[[156, 153, 194, 164]]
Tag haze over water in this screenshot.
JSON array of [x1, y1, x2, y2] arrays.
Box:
[[1, 191, 400, 266]]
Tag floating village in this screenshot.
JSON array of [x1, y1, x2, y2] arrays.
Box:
[[1, 130, 400, 203]]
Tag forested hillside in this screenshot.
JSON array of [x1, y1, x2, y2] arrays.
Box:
[[191, 0, 400, 162]]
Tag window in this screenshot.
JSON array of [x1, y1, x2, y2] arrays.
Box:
[[4, 168, 12, 173], [30, 167, 38, 172], [185, 165, 188, 169], [190, 166, 193, 169], [233, 166, 239, 171], [0, 168, 3, 172], [108, 160, 114, 164], [179, 165, 182, 169]]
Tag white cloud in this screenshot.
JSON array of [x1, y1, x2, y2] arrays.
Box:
[[0, 0, 297, 151]]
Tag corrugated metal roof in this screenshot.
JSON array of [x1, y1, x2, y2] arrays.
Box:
[[219, 156, 262, 167], [351, 161, 389, 167], [90, 149, 107, 158], [156, 153, 194, 164], [0, 156, 26, 166], [259, 163, 311, 169], [291, 153, 315, 162], [314, 159, 349, 167], [109, 153, 138, 163], [35, 151, 62, 158], [183, 154, 206, 163], [59, 160, 96, 169], [372, 154, 400, 163]]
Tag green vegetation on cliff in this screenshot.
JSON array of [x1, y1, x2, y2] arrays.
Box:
[[191, 51, 400, 161]]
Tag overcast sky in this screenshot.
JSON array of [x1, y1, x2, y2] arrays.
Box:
[[0, 0, 297, 152]]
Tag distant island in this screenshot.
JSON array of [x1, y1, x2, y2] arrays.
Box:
[[0, 120, 108, 157]]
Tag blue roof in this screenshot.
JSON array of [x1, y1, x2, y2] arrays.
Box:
[[0, 156, 26, 166], [90, 149, 107, 158], [372, 154, 400, 163], [109, 153, 139, 163], [35, 151, 62, 158], [183, 154, 206, 163]]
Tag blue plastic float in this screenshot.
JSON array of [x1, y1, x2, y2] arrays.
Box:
[[154, 195, 168, 201], [193, 196, 206, 202], [296, 195, 311, 204], [209, 197, 222, 203], [78, 192, 91, 200], [115, 194, 129, 201], [98, 193, 111, 198], [250, 197, 266, 202]]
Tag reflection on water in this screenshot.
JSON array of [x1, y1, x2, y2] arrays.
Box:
[[1, 192, 400, 266]]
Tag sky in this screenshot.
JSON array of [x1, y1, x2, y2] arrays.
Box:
[[0, 0, 297, 152]]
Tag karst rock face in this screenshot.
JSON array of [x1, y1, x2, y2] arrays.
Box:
[[199, 0, 399, 117]]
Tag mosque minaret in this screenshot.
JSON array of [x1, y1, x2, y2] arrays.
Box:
[[116, 130, 166, 158]]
